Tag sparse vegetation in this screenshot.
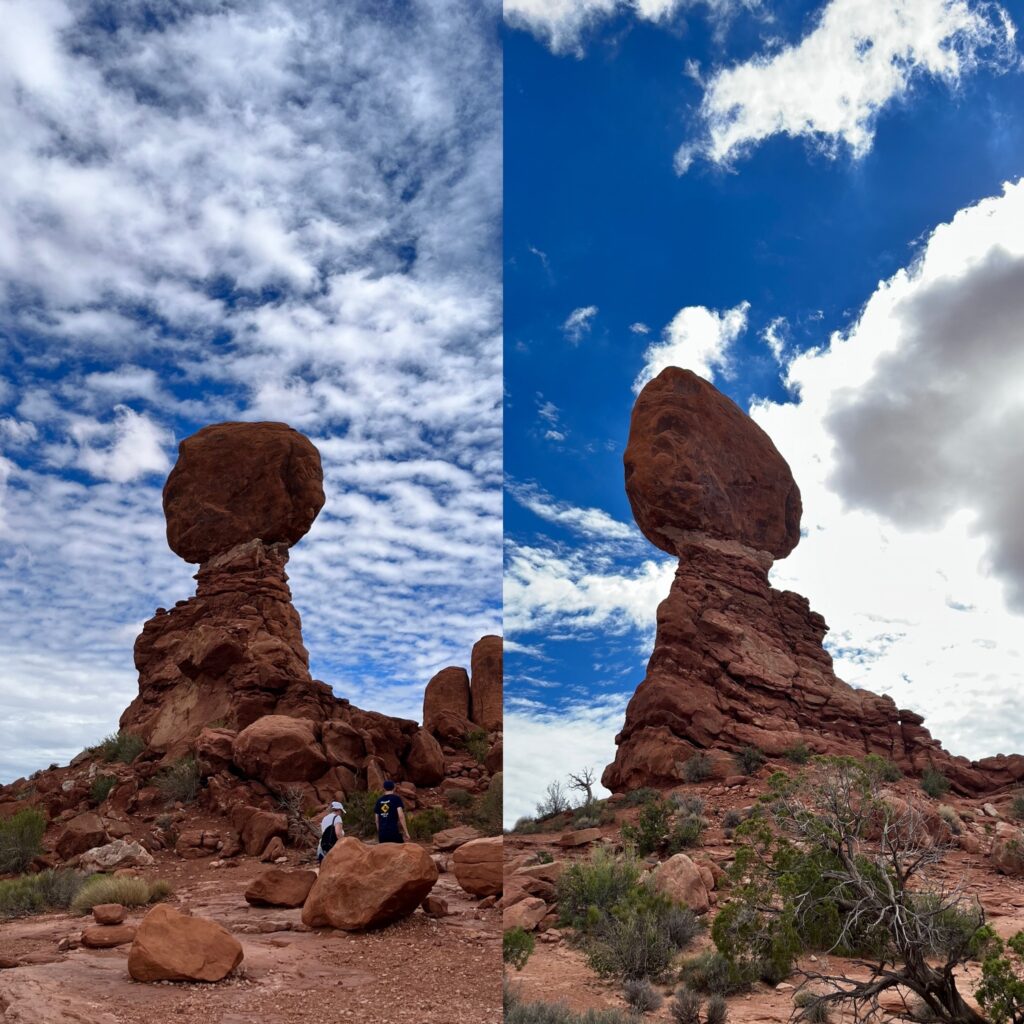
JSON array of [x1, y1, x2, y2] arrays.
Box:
[[734, 746, 765, 776], [70, 875, 171, 915], [679, 951, 754, 996], [1011, 794, 1024, 822], [794, 991, 831, 1023], [0, 808, 46, 873], [621, 795, 672, 856], [343, 790, 382, 839], [670, 986, 702, 1024], [504, 927, 536, 970], [682, 753, 712, 783], [95, 731, 144, 764], [784, 742, 812, 764], [464, 728, 489, 765], [511, 815, 542, 834], [721, 809, 743, 830], [623, 977, 662, 1013], [536, 780, 571, 819], [473, 772, 503, 835], [408, 806, 451, 840], [666, 814, 704, 852], [706, 994, 728, 1024], [153, 755, 200, 804], [447, 787, 474, 808], [0, 869, 87, 918], [89, 774, 117, 806], [938, 804, 963, 835], [921, 768, 951, 800], [624, 787, 659, 807], [503, 986, 639, 1024], [568, 767, 598, 807], [863, 753, 902, 782], [557, 849, 643, 929]]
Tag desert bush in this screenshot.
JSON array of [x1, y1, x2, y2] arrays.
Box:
[[571, 801, 615, 829], [512, 816, 542, 834], [0, 808, 46, 873], [624, 787, 660, 807], [670, 986, 702, 1024], [706, 994, 728, 1024], [504, 926, 536, 970], [664, 905, 703, 947], [721, 809, 743, 829], [621, 796, 672, 856], [474, 772, 503, 835], [536, 780, 571, 819], [682, 754, 712, 783], [1011, 795, 1024, 822], [667, 816, 704, 853], [784, 743, 812, 765], [863, 754, 902, 782], [679, 951, 754, 996], [95, 731, 144, 764], [794, 991, 831, 1023], [89, 775, 117, 806], [154, 756, 200, 804], [734, 747, 765, 776], [587, 902, 681, 981], [343, 790, 382, 839], [447, 788, 474, 808], [408, 806, 451, 840], [70, 875, 171, 915], [673, 794, 705, 816], [557, 849, 643, 929], [503, 986, 639, 1024], [0, 869, 88, 918], [937, 804, 963, 836], [624, 977, 662, 1013], [921, 768, 951, 800], [464, 728, 489, 765]]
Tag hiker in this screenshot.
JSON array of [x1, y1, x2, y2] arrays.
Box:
[[317, 800, 345, 863], [374, 781, 411, 844]]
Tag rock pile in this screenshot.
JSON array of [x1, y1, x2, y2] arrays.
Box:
[[603, 368, 1024, 796]]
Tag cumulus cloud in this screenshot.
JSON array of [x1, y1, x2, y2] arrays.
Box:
[[752, 177, 1024, 758], [682, 0, 1017, 171], [633, 301, 749, 391], [0, 0, 501, 781], [508, 481, 641, 541], [563, 304, 599, 343]]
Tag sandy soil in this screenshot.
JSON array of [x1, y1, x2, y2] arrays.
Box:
[[0, 848, 501, 1024]]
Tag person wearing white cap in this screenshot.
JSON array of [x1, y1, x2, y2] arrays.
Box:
[[317, 800, 345, 864]]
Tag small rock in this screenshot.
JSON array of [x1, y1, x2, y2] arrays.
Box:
[[92, 903, 126, 926], [82, 924, 136, 949]]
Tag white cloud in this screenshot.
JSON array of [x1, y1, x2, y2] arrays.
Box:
[[762, 316, 788, 363], [629, 322, 651, 335], [752, 177, 1024, 761], [563, 304, 599, 343], [634, 300, 749, 391], [508, 481, 640, 541], [75, 407, 174, 483], [683, 0, 1017, 171]]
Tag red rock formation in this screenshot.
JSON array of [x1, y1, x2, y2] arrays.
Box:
[[604, 368, 1024, 796], [470, 635, 503, 732], [423, 665, 472, 741]]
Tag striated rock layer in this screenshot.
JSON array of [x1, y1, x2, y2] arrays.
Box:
[[604, 368, 1024, 797]]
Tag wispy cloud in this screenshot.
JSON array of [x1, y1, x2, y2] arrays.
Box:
[[563, 304, 599, 343]]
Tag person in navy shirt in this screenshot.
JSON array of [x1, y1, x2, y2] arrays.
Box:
[[374, 780, 411, 844]]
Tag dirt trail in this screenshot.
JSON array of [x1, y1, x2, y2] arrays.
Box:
[[0, 852, 501, 1024]]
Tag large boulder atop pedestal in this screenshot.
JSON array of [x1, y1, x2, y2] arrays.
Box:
[[624, 367, 801, 558], [164, 421, 325, 564], [470, 635, 502, 732], [128, 904, 243, 982], [301, 838, 438, 930]]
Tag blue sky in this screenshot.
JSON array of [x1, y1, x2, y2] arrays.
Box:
[[504, 0, 1024, 824], [0, 0, 501, 782]]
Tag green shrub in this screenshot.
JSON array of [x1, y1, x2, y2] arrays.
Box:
[[623, 978, 662, 1012], [706, 994, 728, 1024], [536, 780, 571, 818], [734, 747, 765, 776], [89, 775, 117, 806], [722, 809, 743, 829], [624, 787, 659, 807], [70, 875, 171, 915], [0, 808, 46, 874], [557, 849, 643, 930], [512, 816, 542, 834], [408, 806, 451, 840], [938, 804, 963, 835], [679, 951, 754, 996], [976, 930, 1024, 1024], [682, 754, 712, 783], [667, 815, 703, 853], [784, 742, 811, 764], [95, 731, 144, 764], [344, 790, 383, 838], [1012, 794, 1024, 822], [464, 728, 489, 764], [504, 926, 535, 970], [670, 986, 702, 1024], [0, 869, 88, 918], [536, 850, 554, 864], [503, 987, 639, 1024], [447, 787, 474, 808], [673, 794, 705, 816], [921, 768, 951, 799], [154, 756, 200, 804], [621, 796, 672, 856], [474, 773, 502, 835], [587, 904, 682, 981], [863, 754, 902, 782], [794, 992, 830, 1023]]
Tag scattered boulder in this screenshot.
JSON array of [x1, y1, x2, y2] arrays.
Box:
[[259, 836, 287, 862], [194, 728, 236, 776], [81, 924, 136, 949], [233, 807, 289, 858], [432, 826, 482, 852], [469, 635, 502, 732], [421, 895, 449, 917], [245, 868, 317, 908], [559, 828, 600, 847], [991, 823, 1024, 876], [232, 715, 328, 785], [502, 897, 548, 932], [452, 836, 502, 897], [79, 839, 154, 872], [92, 904, 126, 926], [128, 904, 244, 982], [55, 812, 108, 860], [651, 853, 711, 914], [301, 838, 438, 930], [406, 729, 445, 787], [423, 667, 471, 738], [175, 830, 221, 860]]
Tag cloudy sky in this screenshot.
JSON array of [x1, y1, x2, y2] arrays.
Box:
[[505, 0, 1024, 824], [0, 1, 501, 783]]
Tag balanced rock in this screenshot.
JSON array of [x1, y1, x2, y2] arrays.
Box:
[[470, 635, 502, 732], [232, 715, 328, 785], [80, 839, 154, 872], [452, 836, 502, 897], [163, 421, 324, 564], [301, 838, 438, 930], [128, 904, 243, 982], [423, 666, 472, 741], [245, 868, 317, 908]]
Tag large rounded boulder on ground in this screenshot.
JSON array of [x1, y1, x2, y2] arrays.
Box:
[[163, 421, 325, 564], [423, 666, 471, 737], [245, 868, 317, 908], [80, 839, 155, 872], [625, 367, 801, 558], [452, 836, 502, 897], [651, 853, 711, 914], [128, 904, 243, 982], [55, 812, 108, 860], [301, 838, 438, 931], [230, 806, 289, 857], [232, 715, 328, 784], [405, 729, 445, 786], [194, 727, 236, 776], [991, 822, 1024, 875], [432, 826, 482, 852], [470, 635, 503, 732]]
